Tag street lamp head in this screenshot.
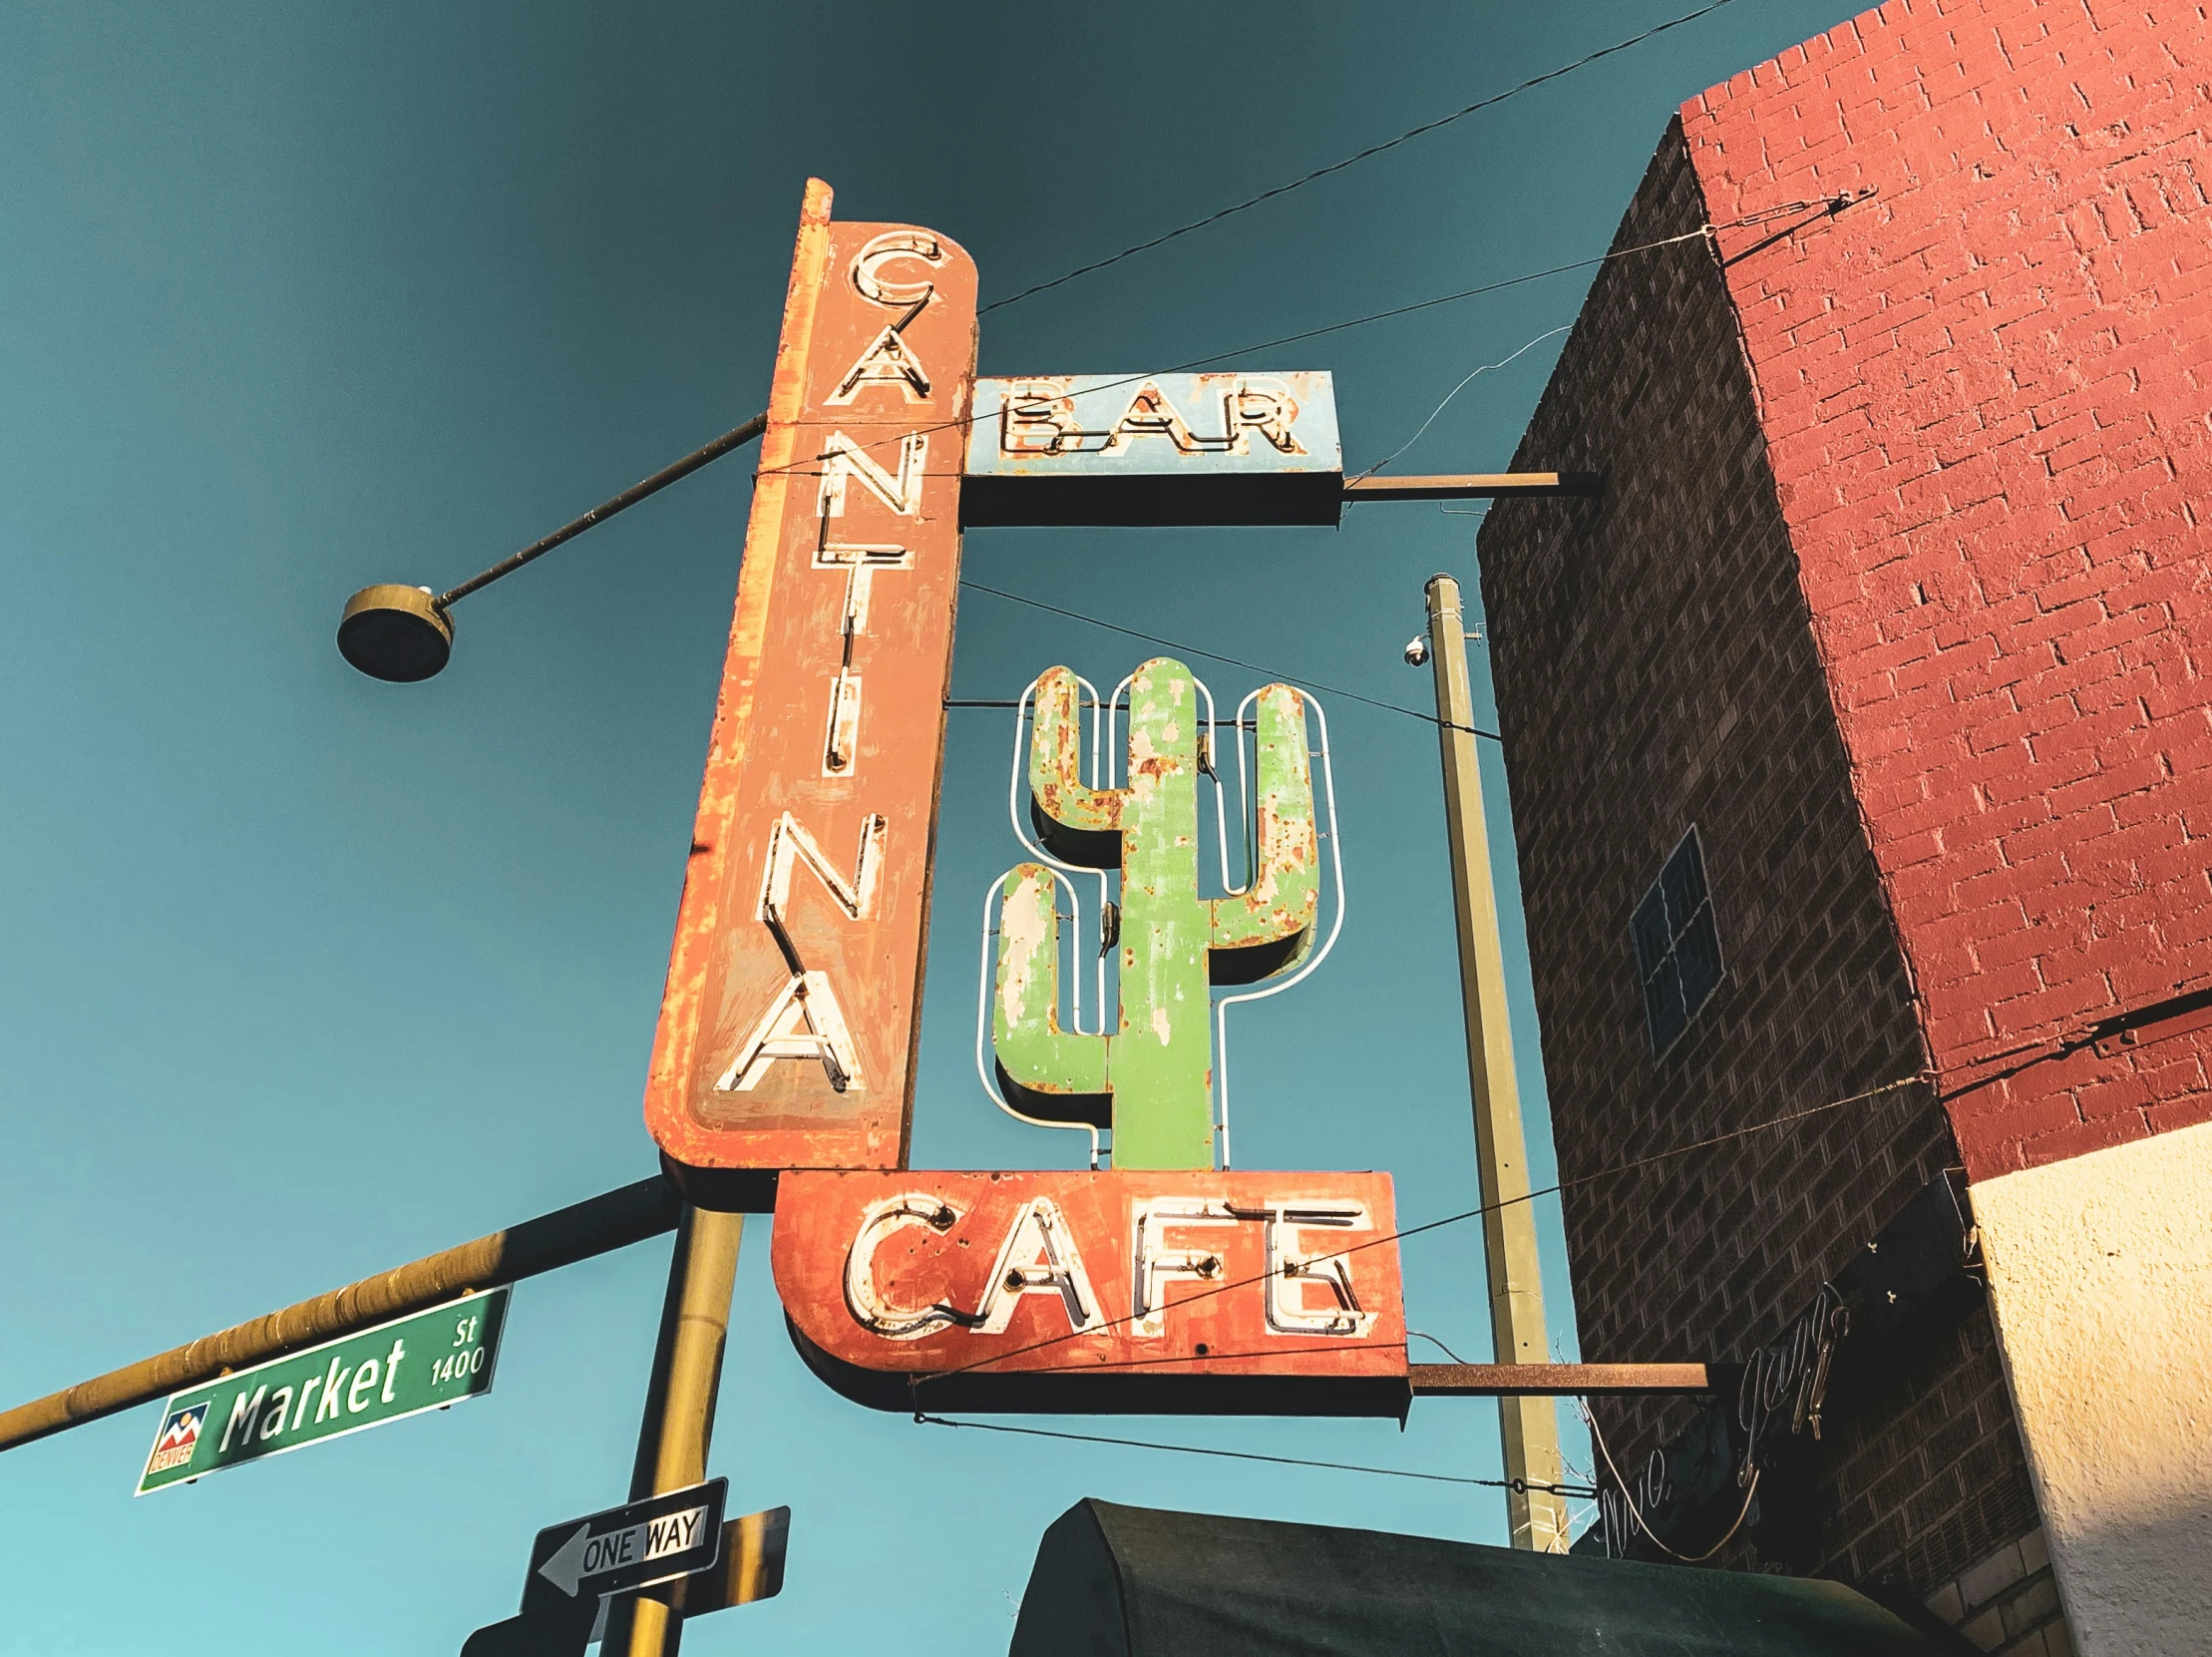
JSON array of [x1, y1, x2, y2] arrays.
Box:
[[337, 585, 454, 682]]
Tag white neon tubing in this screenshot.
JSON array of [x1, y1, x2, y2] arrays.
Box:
[[1105, 672, 1132, 787], [1006, 675, 1111, 1036], [1212, 689, 1345, 1170], [974, 874, 1103, 1169], [1189, 674, 1254, 899]]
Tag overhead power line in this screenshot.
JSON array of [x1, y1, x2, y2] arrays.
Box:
[[979, 0, 1746, 314], [910, 1073, 1932, 1391], [896, 1072, 1931, 1503], [913, 1413, 1596, 1496], [1169, 229, 1713, 372], [753, 215, 1776, 490], [1350, 323, 1575, 484], [955, 580, 1503, 741]]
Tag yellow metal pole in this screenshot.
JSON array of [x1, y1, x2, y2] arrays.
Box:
[[0, 1175, 680, 1455], [604, 1206, 745, 1657], [1422, 574, 1570, 1553]]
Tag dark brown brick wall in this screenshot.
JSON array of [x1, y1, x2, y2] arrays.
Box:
[[1476, 123, 2034, 1594]]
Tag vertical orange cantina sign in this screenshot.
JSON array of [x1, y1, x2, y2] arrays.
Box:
[[646, 182, 977, 1196]]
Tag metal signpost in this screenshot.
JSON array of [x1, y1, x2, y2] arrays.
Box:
[[646, 1503, 790, 1621], [597, 1205, 744, 1656], [136, 1289, 507, 1495]]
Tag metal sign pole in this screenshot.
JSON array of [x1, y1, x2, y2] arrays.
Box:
[[1421, 574, 1570, 1553], [601, 1207, 744, 1657]]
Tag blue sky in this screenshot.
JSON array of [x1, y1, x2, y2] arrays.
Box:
[[0, 4, 1853, 1650]]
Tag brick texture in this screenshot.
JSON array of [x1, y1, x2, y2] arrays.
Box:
[[1684, 0, 2212, 1179], [1477, 125, 2033, 1594]]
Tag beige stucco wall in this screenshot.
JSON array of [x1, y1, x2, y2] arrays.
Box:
[[1974, 1118, 2212, 1656]]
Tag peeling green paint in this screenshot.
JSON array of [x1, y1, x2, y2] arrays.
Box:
[[992, 658, 1318, 1169]]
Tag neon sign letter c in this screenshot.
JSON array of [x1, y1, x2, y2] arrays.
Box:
[[852, 231, 944, 308], [844, 1193, 966, 1339]]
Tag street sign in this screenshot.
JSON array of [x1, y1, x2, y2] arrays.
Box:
[[525, 1478, 729, 1605], [136, 1289, 507, 1495], [462, 1492, 778, 1657], [961, 372, 1343, 526], [581, 1505, 790, 1642]]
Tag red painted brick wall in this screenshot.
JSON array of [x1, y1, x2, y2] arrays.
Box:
[[1684, 0, 2212, 1179]]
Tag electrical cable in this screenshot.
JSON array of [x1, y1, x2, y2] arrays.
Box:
[[748, 220, 1742, 492], [909, 1072, 1931, 1390], [1160, 227, 1718, 371], [1348, 324, 1575, 484], [1407, 1329, 1474, 1365], [978, 0, 1746, 314], [1208, 681, 1349, 1165], [957, 579, 1503, 740], [423, 184, 1865, 609], [912, 1413, 1597, 1496]]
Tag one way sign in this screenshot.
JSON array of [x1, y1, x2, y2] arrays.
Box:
[[528, 1478, 728, 1603], [461, 1482, 788, 1657]]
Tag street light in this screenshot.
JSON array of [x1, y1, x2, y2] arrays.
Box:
[[337, 585, 456, 682], [336, 412, 767, 682]]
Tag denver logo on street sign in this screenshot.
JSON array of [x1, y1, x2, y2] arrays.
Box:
[[136, 1289, 508, 1495]]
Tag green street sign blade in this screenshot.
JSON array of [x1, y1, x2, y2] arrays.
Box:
[[135, 1287, 509, 1495]]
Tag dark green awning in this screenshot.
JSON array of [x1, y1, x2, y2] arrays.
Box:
[[1010, 1500, 1954, 1657]]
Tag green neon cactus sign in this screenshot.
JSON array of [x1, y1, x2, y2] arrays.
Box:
[[991, 657, 1321, 1170]]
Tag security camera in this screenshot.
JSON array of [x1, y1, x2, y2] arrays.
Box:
[[1403, 635, 1430, 667]]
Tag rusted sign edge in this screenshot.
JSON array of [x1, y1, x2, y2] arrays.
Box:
[[1407, 1363, 1714, 1396], [787, 1319, 1414, 1419], [643, 179, 837, 1181]]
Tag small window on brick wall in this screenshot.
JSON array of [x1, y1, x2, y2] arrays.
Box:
[[1631, 827, 1723, 1057]]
